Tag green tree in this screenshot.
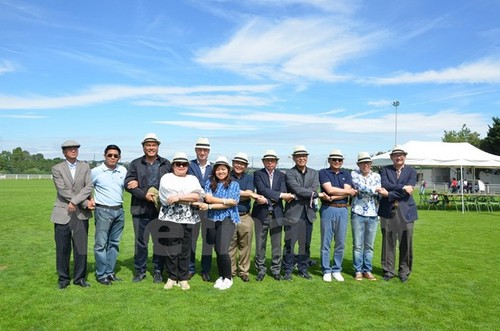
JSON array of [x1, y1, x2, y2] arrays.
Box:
[[442, 124, 481, 147], [480, 117, 500, 156]]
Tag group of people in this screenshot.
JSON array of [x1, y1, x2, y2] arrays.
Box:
[[50, 133, 418, 291]]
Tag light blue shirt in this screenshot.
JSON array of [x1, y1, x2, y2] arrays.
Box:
[[91, 163, 126, 206], [351, 169, 381, 217], [204, 181, 240, 223]]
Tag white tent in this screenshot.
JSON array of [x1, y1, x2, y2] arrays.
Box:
[[372, 141, 500, 213], [372, 141, 500, 168]]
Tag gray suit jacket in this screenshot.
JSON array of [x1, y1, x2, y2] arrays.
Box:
[[284, 166, 320, 223], [50, 160, 93, 224]]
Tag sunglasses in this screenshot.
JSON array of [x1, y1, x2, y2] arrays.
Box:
[[174, 163, 189, 168], [330, 158, 343, 162], [106, 154, 120, 158]]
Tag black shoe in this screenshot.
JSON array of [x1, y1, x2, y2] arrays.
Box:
[[383, 274, 393, 281], [399, 275, 409, 283], [74, 279, 91, 287], [308, 259, 318, 267], [240, 274, 250, 282], [107, 273, 122, 282], [58, 282, 70, 289], [272, 274, 282, 281], [201, 273, 211, 282], [97, 277, 112, 285], [298, 272, 312, 280], [283, 273, 292, 281], [188, 272, 195, 280], [256, 273, 265, 281], [153, 271, 163, 283], [132, 272, 146, 283]]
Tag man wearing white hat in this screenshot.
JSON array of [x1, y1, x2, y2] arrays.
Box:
[[318, 149, 357, 282], [125, 133, 172, 283], [51, 140, 93, 289], [252, 150, 295, 281], [187, 137, 214, 281], [350, 152, 387, 281], [283, 145, 325, 280], [228, 152, 267, 282], [377, 145, 418, 283]]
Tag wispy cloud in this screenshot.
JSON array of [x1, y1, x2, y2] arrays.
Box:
[[0, 84, 277, 110], [0, 60, 15, 75], [0, 114, 46, 119], [195, 17, 386, 82], [364, 58, 500, 85]]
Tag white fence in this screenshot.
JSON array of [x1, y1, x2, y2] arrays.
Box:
[[0, 174, 53, 180]]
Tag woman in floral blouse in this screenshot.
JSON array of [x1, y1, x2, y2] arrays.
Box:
[[158, 152, 204, 290]]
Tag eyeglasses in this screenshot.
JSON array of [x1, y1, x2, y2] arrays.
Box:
[[329, 158, 343, 162], [174, 163, 189, 168], [106, 154, 120, 158]]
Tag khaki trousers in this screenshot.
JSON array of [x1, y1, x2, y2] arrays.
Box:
[[229, 213, 254, 277]]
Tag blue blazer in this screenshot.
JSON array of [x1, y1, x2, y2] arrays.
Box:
[[188, 159, 213, 188], [251, 168, 287, 221], [378, 165, 418, 222]]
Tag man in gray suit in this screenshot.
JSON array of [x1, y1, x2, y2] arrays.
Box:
[[50, 140, 93, 289], [283, 145, 325, 280]]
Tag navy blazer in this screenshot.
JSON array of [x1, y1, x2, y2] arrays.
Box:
[[187, 159, 213, 188], [251, 168, 287, 222], [378, 165, 418, 222]]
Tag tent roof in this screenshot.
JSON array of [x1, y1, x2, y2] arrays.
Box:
[[371, 141, 500, 168]]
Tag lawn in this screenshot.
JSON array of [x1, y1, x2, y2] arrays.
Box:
[[0, 179, 499, 330]]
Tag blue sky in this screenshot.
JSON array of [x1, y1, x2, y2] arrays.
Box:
[[1, 0, 499, 169]]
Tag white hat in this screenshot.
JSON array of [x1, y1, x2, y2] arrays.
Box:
[[142, 133, 161, 145], [261, 149, 279, 160], [61, 140, 80, 149], [194, 137, 211, 149], [292, 145, 309, 156], [390, 145, 408, 155], [328, 149, 344, 159], [172, 152, 189, 163], [232, 152, 249, 165], [357, 152, 372, 163], [214, 156, 230, 168]]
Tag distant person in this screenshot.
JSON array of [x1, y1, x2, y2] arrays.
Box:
[[428, 190, 439, 204], [420, 179, 426, 195], [228, 153, 266, 282], [196, 157, 240, 290], [319, 149, 357, 282], [50, 140, 93, 289], [378, 145, 418, 283], [450, 178, 458, 193], [158, 152, 204, 291], [125, 133, 171, 283], [283, 145, 325, 280], [252, 150, 295, 281], [351, 152, 386, 281], [91, 144, 127, 285], [463, 179, 469, 193], [187, 137, 214, 281]]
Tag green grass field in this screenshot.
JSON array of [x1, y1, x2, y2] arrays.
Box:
[[1, 180, 499, 330]]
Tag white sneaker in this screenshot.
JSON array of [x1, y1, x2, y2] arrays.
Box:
[[179, 280, 190, 290], [163, 278, 176, 290], [323, 273, 332, 282], [213, 277, 223, 289], [332, 272, 344, 282], [218, 278, 233, 290]]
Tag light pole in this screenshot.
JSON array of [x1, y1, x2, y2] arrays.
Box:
[[392, 101, 400, 146]]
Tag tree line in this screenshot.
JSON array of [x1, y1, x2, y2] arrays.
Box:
[[1, 117, 499, 174]]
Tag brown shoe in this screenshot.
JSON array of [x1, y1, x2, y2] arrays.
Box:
[[363, 272, 377, 281], [354, 272, 363, 281]]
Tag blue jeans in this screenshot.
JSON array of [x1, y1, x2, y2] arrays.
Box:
[[351, 213, 378, 273], [94, 207, 125, 279], [320, 206, 348, 273]]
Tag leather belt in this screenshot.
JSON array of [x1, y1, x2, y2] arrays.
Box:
[[329, 203, 348, 208], [95, 203, 123, 210], [239, 212, 249, 216]]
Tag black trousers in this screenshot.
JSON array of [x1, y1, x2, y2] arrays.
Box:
[[283, 212, 313, 274], [207, 218, 235, 279], [54, 218, 89, 285], [159, 222, 193, 281]]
